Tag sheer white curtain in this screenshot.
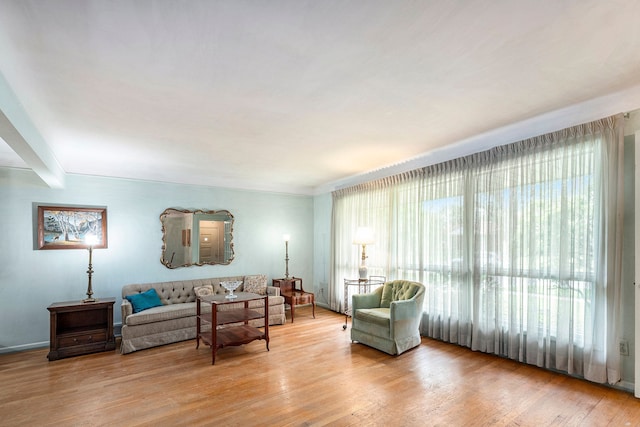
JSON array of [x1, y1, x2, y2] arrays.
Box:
[[330, 180, 393, 312], [467, 118, 624, 383], [416, 163, 473, 347], [331, 115, 624, 384]]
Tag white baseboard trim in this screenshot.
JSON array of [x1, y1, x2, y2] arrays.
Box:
[[616, 380, 634, 393], [0, 323, 123, 355], [0, 341, 49, 354]]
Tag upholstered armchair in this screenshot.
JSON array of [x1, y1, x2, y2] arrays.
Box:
[[351, 280, 425, 355]]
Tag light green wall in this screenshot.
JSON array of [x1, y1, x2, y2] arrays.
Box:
[[0, 168, 313, 351]]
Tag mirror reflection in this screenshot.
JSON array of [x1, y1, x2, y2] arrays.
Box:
[[160, 208, 234, 268]]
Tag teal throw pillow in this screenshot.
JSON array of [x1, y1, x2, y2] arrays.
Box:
[[126, 288, 163, 313]]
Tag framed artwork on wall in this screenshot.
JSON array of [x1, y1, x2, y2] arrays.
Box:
[[37, 205, 108, 250]]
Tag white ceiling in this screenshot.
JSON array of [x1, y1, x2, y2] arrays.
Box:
[[1, 1, 640, 195]]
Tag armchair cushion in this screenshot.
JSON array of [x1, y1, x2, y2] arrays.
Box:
[[354, 308, 390, 327], [380, 280, 422, 308]]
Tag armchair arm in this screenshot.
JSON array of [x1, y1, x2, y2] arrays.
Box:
[[389, 297, 422, 336], [352, 292, 382, 311], [121, 299, 133, 325], [390, 298, 420, 320]]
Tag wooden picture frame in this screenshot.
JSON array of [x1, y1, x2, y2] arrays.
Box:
[[37, 205, 108, 250]]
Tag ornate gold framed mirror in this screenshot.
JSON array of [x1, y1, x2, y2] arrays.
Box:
[[160, 208, 234, 268]]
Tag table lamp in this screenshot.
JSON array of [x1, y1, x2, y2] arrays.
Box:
[[283, 234, 291, 278], [353, 227, 374, 281], [83, 234, 98, 303]]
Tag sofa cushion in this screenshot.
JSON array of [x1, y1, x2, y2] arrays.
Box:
[[194, 284, 214, 298], [126, 302, 203, 326], [126, 288, 163, 313], [243, 274, 267, 295]]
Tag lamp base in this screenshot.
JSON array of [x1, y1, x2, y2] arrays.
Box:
[[358, 265, 368, 281], [82, 297, 97, 303]]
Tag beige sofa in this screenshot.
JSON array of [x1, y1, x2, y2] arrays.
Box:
[[120, 275, 285, 354]]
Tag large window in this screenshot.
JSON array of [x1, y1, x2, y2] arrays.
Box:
[[331, 115, 623, 384]]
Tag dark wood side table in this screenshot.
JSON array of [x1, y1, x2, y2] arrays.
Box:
[[47, 298, 116, 361], [272, 277, 315, 323]]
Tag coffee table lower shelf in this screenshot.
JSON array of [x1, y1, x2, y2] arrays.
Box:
[[198, 326, 269, 364], [199, 326, 268, 348]]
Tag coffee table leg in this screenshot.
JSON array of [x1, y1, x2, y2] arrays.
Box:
[[265, 296, 269, 351], [211, 307, 217, 365]]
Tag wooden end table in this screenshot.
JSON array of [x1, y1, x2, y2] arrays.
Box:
[[47, 298, 116, 361], [272, 277, 315, 323]]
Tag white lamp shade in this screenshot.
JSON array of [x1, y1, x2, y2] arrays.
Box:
[[283, 234, 291, 242], [353, 227, 374, 245]]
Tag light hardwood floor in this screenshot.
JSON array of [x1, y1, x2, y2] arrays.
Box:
[[2, 306, 640, 426]]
